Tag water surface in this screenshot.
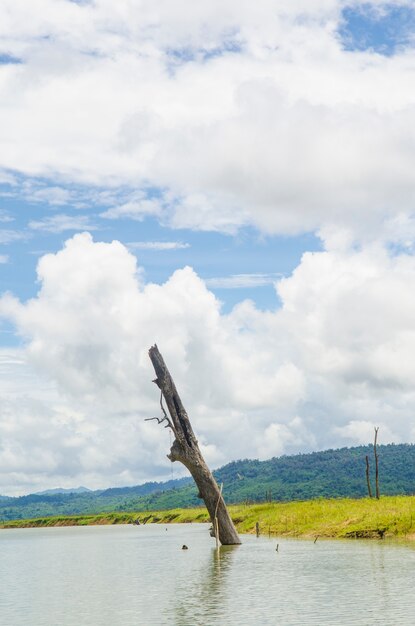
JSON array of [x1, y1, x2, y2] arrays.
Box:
[[0, 523, 414, 625]]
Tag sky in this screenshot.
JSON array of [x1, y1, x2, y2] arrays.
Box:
[[1, 0, 415, 495]]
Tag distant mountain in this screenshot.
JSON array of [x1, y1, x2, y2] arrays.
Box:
[[34, 487, 92, 496], [0, 443, 414, 522]]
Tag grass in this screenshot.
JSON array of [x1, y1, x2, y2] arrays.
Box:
[[2, 495, 415, 540], [229, 496, 415, 539]]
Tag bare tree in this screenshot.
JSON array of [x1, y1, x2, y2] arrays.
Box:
[[147, 345, 241, 545]]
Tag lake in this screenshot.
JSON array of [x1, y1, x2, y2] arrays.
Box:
[[0, 523, 414, 625]]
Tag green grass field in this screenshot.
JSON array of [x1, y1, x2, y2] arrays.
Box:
[[2, 495, 415, 540]]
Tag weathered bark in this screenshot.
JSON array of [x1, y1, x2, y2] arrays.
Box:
[[374, 427, 380, 500], [365, 455, 372, 498], [148, 345, 241, 545]]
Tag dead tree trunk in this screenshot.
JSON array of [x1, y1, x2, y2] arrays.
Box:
[[374, 427, 380, 500], [365, 455, 372, 498], [148, 345, 241, 545]]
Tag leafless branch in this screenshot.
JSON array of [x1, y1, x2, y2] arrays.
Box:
[[144, 416, 170, 427], [145, 390, 179, 439]]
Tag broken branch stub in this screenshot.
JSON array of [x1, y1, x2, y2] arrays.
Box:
[[148, 344, 241, 545]]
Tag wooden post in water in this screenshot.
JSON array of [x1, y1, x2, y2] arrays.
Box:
[[147, 345, 241, 546]]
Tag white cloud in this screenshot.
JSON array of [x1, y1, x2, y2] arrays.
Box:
[[128, 241, 190, 250], [334, 420, 399, 446], [28, 214, 98, 233], [24, 185, 72, 206], [1, 2, 415, 493], [0, 1, 414, 239], [0, 232, 414, 493], [0, 171, 17, 186], [205, 273, 281, 289], [257, 418, 317, 460], [0, 229, 28, 244], [0, 210, 14, 224], [100, 198, 162, 220], [0, 254, 9, 264]]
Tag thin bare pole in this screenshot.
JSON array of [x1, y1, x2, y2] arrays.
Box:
[[374, 427, 380, 500], [365, 455, 373, 498], [214, 483, 223, 551]]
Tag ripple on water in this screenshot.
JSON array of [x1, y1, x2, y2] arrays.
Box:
[[0, 524, 414, 626]]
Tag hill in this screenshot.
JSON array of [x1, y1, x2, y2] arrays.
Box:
[[34, 487, 92, 496], [0, 443, 414, 522]]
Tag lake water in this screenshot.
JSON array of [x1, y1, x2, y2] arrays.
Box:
[[0, 523, 414, 625]]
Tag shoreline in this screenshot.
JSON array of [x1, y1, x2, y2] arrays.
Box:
[[2, 495, 415, 540]]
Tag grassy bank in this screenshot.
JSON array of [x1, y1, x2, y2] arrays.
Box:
[[2, 495, 415, 539]]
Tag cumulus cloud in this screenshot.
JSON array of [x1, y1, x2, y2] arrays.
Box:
[[1, 1, 415, 493], [334, 420, 399, 445], [0, 232, 414, 493], [0, 348, 173, 496], [0, 1, 415, 238]]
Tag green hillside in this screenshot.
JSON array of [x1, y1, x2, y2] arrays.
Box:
[[0, 443, 414, 522]]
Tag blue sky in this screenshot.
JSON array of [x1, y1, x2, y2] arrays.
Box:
[[1, 0, 415, 494], [339, 3, 415, 54], [0, 176, 322, 321]]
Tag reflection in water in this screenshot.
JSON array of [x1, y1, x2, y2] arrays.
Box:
[[173, 546, 238, 626], [368, 542, 390, 614], [1, 524, 415, 626], [169, 532, 415, 626]]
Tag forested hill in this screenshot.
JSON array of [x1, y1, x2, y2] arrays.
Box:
[[0, 444, 414, 522]]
